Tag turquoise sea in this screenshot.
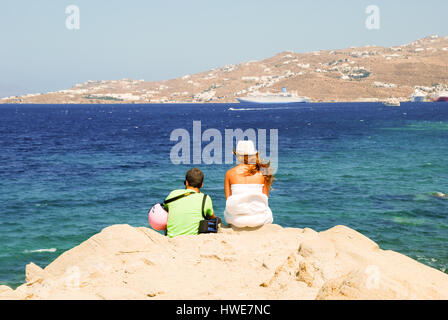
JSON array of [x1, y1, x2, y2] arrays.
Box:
[[0, 102, 447, 288]]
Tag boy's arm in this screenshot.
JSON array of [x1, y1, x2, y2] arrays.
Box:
[[205, 196, 221, 223], [205, 195, 215, 218], [208, 212, 222, 224]]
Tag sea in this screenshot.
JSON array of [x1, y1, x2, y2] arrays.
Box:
[[0, 102, 447, 288]]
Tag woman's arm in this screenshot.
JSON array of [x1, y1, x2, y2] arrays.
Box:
[[262, 183, 270, 197], [262, 174, 270, 197], [224, 170, 232, 200]]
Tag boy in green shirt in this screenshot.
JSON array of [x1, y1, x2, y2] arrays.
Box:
[[164, 168, 219, 238]]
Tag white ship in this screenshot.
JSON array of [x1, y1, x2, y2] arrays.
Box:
[[382, 98, 401, 107], [237, 87, 310, 105]]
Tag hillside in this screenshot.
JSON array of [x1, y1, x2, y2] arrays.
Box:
[[2, 35, 448, 104]]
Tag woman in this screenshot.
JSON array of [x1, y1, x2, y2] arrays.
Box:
[[224, 140, 274, 228]]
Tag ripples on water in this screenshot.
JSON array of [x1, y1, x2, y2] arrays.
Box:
[[0, 102, 447, 287]]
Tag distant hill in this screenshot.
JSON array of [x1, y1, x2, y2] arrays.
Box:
[[2, 35, 448, 104]]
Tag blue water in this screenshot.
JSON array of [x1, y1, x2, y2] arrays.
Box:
[[1, 102, 447, 288]]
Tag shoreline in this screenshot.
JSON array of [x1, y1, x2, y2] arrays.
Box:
[[0, 100, 439, 105]]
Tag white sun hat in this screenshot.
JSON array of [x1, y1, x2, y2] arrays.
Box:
[[236, 140, 257, 156]]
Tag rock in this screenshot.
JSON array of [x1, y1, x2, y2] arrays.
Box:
[[94, 286, 147, 300], [1, 223, 447, 300], [26, 263, 47, 284], [0, 285, 13, 294], [316, 268, 445, 300], [301, 227, 318, 236], [297, 261, 315, 287], [298, 237, 336, 261]]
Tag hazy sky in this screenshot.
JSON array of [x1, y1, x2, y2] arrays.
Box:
[[0, 0, 447, 97]]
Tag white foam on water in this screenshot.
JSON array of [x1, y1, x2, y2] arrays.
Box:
[[228, 106, 293, 111], [24, 248, 57, 254]]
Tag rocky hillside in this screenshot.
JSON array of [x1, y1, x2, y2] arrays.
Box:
[[1, 223, 448, 300], [2, 35, 448, 104]]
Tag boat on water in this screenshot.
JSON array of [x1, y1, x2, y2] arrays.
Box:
[[237, 87, 310, 105], [430, 91, 448, 102], [383, 98, 401, 107]]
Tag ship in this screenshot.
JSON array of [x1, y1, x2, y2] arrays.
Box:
[[237, 87, 310, 105], [382, 98, 401, 107], [430, 91, 448, 102]]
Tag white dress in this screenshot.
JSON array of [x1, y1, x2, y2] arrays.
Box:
[[224, 184, 273, 228]]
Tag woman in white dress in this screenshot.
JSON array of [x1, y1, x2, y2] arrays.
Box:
[[224, 140, 275, 228]]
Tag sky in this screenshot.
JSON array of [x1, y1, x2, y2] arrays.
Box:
[[0, 0, 447, 97]]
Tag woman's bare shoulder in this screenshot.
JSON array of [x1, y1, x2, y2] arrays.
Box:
[[225, 166, 238, 177], [229, 165, 244, 172]]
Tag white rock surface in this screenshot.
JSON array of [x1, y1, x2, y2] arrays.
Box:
[[1, 224, 447, 300]]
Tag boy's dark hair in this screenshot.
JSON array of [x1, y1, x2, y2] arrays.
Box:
[[185, 168, 204, 188]]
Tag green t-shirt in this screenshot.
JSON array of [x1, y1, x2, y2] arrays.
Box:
[[165, 189, 214, 238]]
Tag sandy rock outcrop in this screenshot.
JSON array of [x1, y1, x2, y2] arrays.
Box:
[[0, 286, 13, 294], [1, 223, 447, 300]]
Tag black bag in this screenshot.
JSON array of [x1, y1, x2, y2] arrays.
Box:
[[198, 194, 219, 234]]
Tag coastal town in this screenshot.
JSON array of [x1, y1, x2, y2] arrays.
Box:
[[1, 35, 447, 104]]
